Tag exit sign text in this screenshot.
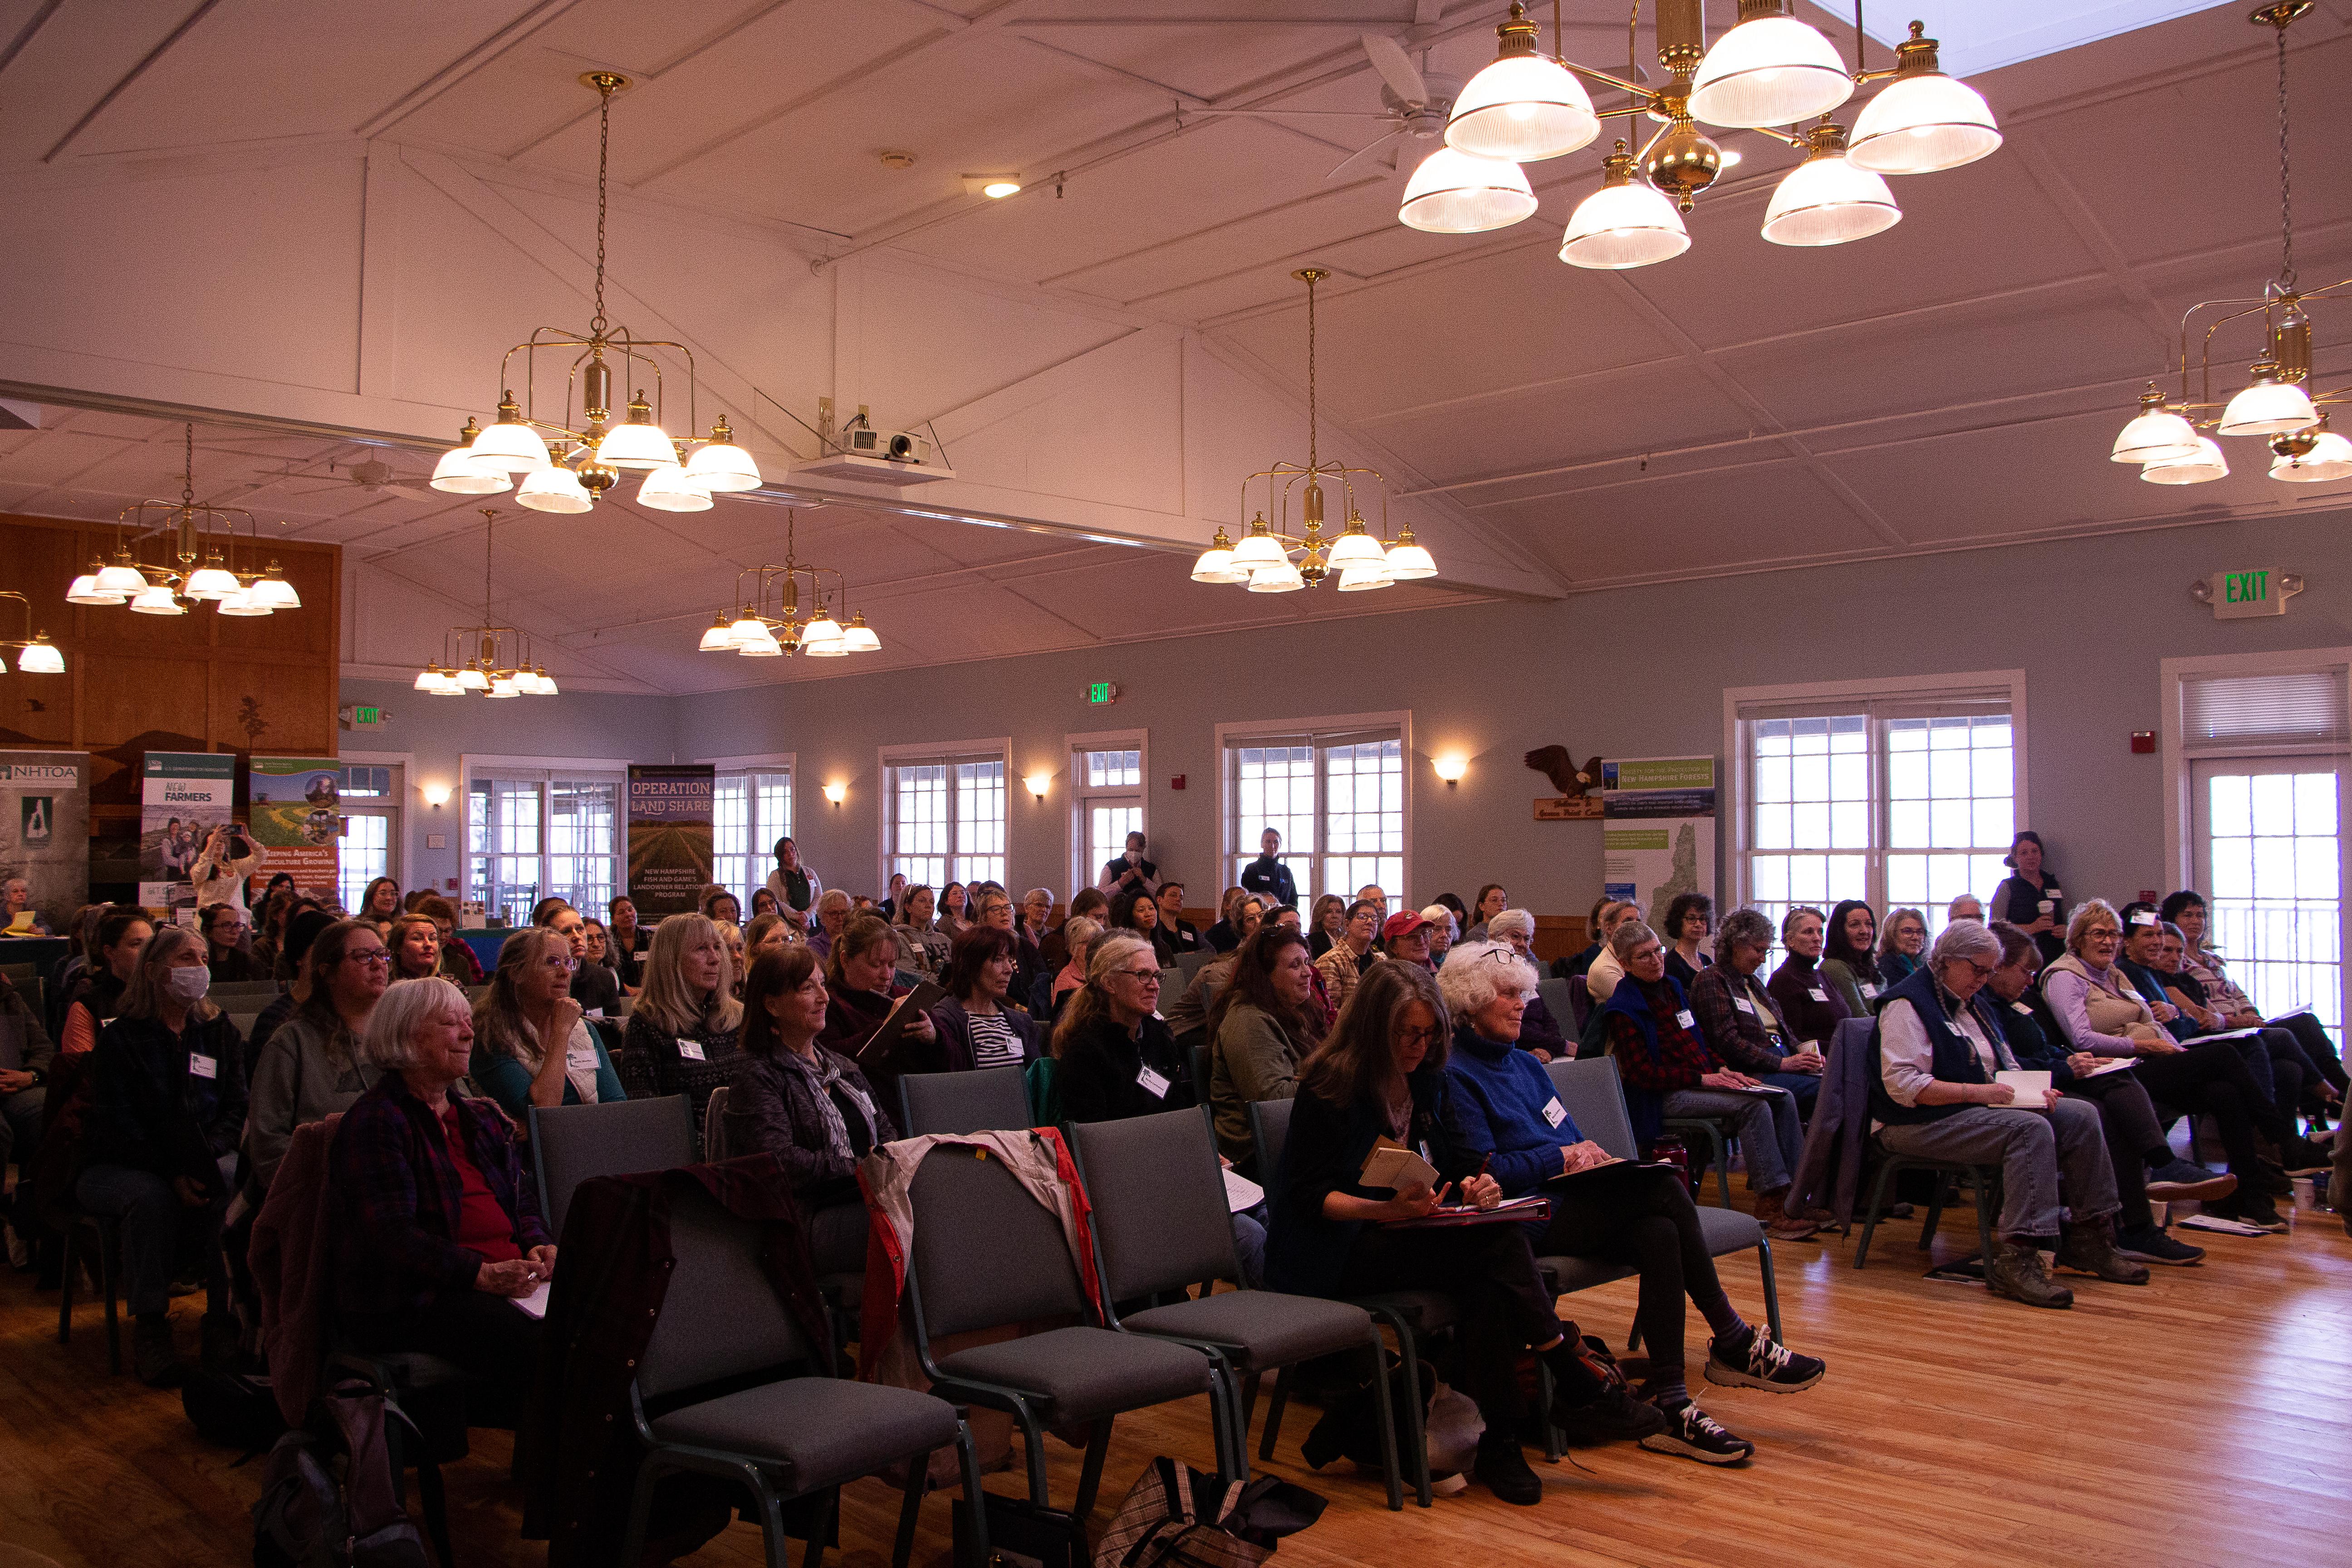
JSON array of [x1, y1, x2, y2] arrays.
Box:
[[1084, 681, 1120, 705], [2207, 567, 2300, 620]]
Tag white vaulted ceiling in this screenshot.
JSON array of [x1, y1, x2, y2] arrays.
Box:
[[0, 0, 2345, 695]]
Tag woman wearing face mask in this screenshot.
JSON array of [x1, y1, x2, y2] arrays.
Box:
[[722, 947, 896, 1278], [617, 913, 743, 1133], [1207, 926, 1320, 1171], [245, 919, 390, 1194], [1766, 907, 1849, 1053], [76, 925, 248, 1384], [814, 915, 936, 1117]]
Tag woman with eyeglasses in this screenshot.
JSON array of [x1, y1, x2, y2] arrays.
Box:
[[1051, 933, 1193, 1123], [1871, 919, 2143, 1308], [243, 919, 390, 1195], [470, 926, 624, 1124], [722, 946, 896, 1278], [1877, 907, 1929, 986]]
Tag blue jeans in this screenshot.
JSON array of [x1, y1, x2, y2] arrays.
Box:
[[75, 1163, 229, 1317], [1662, 1085, 1805, 1193]]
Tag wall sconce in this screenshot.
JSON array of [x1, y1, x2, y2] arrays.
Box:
[[1432, 755, 1468, 788], [823, 781, 848, 807], [422, 782, 452, 808], [1024, 773, 1052, 799]]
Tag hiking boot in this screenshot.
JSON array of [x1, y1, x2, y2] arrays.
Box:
[[1639, 1399, 1754, 1465], [132, 1313, 183, 1387], [1984, 1240, 2073, 1309], [1754, 1189, 1819, 1242], [1472, 1431, 1544, 1506], [2115, 1224, 2203, 1265], [1705, 1328, 1826, 1394], [2055, 1222, 2149, 1284], [1552, 1386, 1667, 1445]]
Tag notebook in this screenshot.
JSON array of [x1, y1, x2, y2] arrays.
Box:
[[1381, 1196, 1551, 1230], [1358, 1140, 1440, 1192], [1993, 1069, 2051, 1107]]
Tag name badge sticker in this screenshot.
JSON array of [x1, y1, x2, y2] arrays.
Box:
[[2013, 1001, 2033, 1015], [1860, 982, 1879, 999], [1674, 1009, 1696, 1029], [1808, 987, 1829, 1003], [1734, 995, 1756, 1014], [1541, 1098, 1568, 1128], [677, 1038, 707, 1062], [188, 1053, 218, 1080], [1137, 1064, 1171, 1098]]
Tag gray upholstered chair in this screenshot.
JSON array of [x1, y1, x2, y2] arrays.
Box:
[[616, 1183, 985, 1568], [529, 1094, 695, 1239], [1067, 1108, 1402, 1510], [901, 1137, 1234, 1516], [700, 1084, 733, 1160], [1249, 1096, 1456, 1509], [897, 1063, 1032, 1137]]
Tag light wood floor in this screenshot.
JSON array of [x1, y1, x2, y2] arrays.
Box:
[[5, 1194, 2350, 1568]]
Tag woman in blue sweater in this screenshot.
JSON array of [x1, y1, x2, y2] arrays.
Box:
[[1438, 941, 1828, 1465]]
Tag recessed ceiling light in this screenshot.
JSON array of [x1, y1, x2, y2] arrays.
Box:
[[878, 149, 916, 170], [962, 173, 1022, 198]]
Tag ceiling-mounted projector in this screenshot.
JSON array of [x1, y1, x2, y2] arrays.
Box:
[[794, 426, 956, 486]]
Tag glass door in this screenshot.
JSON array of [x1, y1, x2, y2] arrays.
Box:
[[2191, 755, 2346, 1046]]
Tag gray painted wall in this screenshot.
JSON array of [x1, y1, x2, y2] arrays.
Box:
[[346, 502, 2352, 916]]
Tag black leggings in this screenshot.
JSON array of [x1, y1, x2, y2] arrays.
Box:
[[1338, 1220, 1561, 1429], [1536, 1165, 1736, 1378], [345, 1289, 544, 1427], [2269, 1012, 2347, 1099], [2136, 1045, 2264, 1177], [2064, 1071, 2164, 1229]]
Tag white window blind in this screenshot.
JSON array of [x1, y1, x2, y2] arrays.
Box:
[[2182, 671, 2350, 751], [1223, 720, 1406, 907]]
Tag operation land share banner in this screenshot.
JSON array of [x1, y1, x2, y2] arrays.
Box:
[[627, 765, 715, 917]]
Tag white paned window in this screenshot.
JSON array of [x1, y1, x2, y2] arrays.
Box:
[[884, 742, 1008, 894], [713, 767, 793, 907], [333, 763, 402, 914], [1221, 715, 1409, 909], [466, 763, 626, 926], [1732, 676, 2023, 948], [1072, 737, 1146, 898]]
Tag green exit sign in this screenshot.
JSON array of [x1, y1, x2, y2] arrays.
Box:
[[353, 705, 385, 725], [1085, 681, 1120, 705], [2207, 567, 2301, 620]]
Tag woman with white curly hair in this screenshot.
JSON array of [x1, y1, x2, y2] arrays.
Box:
[[1438, 939, 1827, 1466]]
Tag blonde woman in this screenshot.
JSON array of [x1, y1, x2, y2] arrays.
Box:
[[617, 912, 744, 1130], [470, 926, 622, 1125]]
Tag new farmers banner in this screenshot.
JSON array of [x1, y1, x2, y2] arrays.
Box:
[[139, 751, 237, 911], [1601, 756, 1716, 913], [627, 765, 714, 917]]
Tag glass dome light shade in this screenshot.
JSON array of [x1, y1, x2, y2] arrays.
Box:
[[2139, 436, 2228, 485], [2111, 399, 2200, 464], [593, 420, 676, 471], [683, 426, 762, 491], [801, 614, 843, 647], [485, 676, 519, 698], [252, 569, 301, 609], [534, 666, 559, 695], [1447, 53, 1599, 162], [16, 635, 64, 674], [216, 586, 272, 616], [183, 563, 240, 601], [1399, 147, 1538, 234], [468, 417, 552, 475], [1384, 535, 1437, 579], [414, 666, 444, 691], [129, 584, 185, 615], [1689, 12, 1853, 129], [700, 614, 737, 651], [636, 463, 714, 512], [456, 661, 490, 691], [515, 463, 595, 514], [735, 624, 784, 657], [1228, 529, 1289, 568], [800, 634, 849, 657], [95, 561, 149, 595], [1849, 72, 2001, 174], [2217, 371, 2319, 438], [1325, 528, 1387, 569], [2272, 429, 2352, 482], [428, 669, 464, 695], [1763, 144, 1900, 246], [430, 446, 509, 494], [1335, 562, 1395, 592], [1560, 178, 1690, 269], [1246, 562, 1307, 593], [66, 572, 123, 606], [1190, 545, 1248, 584], [842, 616, 880, 652], [728, 615, 769, 648]]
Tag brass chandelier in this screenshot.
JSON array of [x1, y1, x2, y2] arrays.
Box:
[[2109, 3, 2348, 486], [1191, 269, 1435, 592], [697, 510, 882, 658], [429, 71, 764, 514], [64, 424, 302, 616], [414, 510, 560, 696], [1396, 0, 2000, 262]]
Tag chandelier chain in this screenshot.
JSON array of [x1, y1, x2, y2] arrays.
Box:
[[2274, 23, 2294, 291], [181, 422, 194, 507], [592, 80, 612, 335], [1305, 271, 1318, 471]]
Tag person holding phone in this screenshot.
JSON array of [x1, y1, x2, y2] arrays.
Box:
[[1871, 920, 2144, 1309], [1096, 830, 1158, 898], [190, 823, 266, 915], [1264, 960, 1625, 1506]]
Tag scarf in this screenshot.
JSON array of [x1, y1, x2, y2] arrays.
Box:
[[777, 1044, 877, 1166]]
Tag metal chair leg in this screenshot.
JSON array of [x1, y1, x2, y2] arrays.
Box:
[[1366, 1338, 1403, 1511], [98, 1224, 121, 1376], [1073, 1417, 1114, 1517], [1711, 1127, 1734, 1208], [1920, 1170, 1951, 1250], [414, 1458, 455, 1568], [1372, 1310, 1433, 1509], [954, 1420, 990, 1568], [614, 1457, 664, 1568], [1756, 1237, 1782, 1344], [1257, 1369, 1290, 1462], [799, 1485, 833, 1568], [1854, 1160, 1898, 1269], [1971, 1167, 1999, 1263], [55, 1224, 75, 1345], [892, 1449, 932, 1568]]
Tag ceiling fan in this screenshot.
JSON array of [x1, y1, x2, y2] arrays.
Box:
[[1189, 34, 1462, 181], [255, 452, 437, 504]]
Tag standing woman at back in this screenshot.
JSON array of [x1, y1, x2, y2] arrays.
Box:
[[1991, 831, 2066, 963]]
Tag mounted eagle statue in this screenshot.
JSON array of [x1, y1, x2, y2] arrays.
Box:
[[1525, 746, 1604, 798]]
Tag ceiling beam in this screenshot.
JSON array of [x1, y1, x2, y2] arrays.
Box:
[[40, 0, 224, 163]]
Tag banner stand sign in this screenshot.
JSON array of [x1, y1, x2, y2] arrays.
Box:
[[249, 757, 346, 904], [1601, 757, 1717, 914], [0, 751, 90, 936], [627, 765, 715, 917], [139, 752, 237, 911]]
